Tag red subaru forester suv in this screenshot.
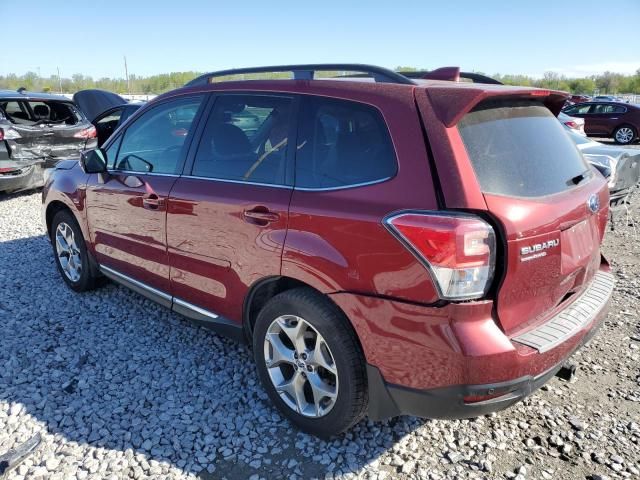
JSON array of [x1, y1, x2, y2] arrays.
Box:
[[42, 64, 614, 438]]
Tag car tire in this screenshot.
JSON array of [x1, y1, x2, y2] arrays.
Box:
[[51, 210, 98, 292], [253, 288, 368, 438], [613, 125, 637, 145]]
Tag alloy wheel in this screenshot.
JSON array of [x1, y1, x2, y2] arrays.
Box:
[[55, 222, 82, 282], [615, 127, 634, 144], [263, 315, 338, 417]]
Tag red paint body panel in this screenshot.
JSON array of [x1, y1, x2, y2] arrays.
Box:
[[166, 178, 291, 321], [85, 173, 177, 294], [42, 74, 613, 415], [331, 256, 610, 390], [484, 178, 609, 335]]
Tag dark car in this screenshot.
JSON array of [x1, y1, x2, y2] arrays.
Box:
[[42, 64, 613, 438], [73, 89, 143, 146], [0, 90, 97, 193], [563, 101, 640, 144]]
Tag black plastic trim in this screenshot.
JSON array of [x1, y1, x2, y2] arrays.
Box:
[[185, 64, 416, 87]]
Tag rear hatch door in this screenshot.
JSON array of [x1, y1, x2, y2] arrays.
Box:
[[417, 87, 609, 335], [3, 99, 90, 162]]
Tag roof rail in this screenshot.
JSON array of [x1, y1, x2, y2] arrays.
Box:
[[185, 64, 416, 87], [398, 70, 503, 85]]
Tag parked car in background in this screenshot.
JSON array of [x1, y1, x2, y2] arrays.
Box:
[[571, 94, 590, 103], [567, 129, 640, 207], [0, 90, 97, 193], [563, 101, 640, 144], [43, 64, 613, 438], [593, 95, 620, 102], [73, 90, 143, 146], [558, 111, 586, 135]]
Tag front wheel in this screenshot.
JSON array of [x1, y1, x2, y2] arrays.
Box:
[[51, 210, 98, 292], [614, 125, 637, 145], [253, 288, 368, 438]]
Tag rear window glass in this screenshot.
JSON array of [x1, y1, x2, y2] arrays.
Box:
[[0, 100, 82, 126], [458, 100, 590, 197]]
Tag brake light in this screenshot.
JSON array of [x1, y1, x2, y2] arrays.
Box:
[[564, 121, 579, 129], [530, 89, 550, 96], [385, 213, 496, 300], [0, 127, 21, 140], [74, 126, 97, 139]]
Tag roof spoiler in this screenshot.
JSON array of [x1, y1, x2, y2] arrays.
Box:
[[424, 85, 569, 127]]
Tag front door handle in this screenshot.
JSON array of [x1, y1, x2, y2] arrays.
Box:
[[142, 193, 163, 210], [243, 207, 280, 225]]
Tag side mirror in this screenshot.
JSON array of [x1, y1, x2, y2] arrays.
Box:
[[80, 149, 108, 174]]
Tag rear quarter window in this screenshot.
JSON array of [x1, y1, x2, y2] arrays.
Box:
[[295, 96, 397, 189], [458, 100, 590, 197]]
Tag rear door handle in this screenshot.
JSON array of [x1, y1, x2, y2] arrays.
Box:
[[243, 208, 280, 224], [143, 193, 163, 210]]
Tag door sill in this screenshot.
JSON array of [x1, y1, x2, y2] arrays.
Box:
[[99, 265, 245, 342]]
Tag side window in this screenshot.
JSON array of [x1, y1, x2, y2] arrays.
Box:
[[295, 96, 397, 189], [565, 104, 592, 115], [191, 95, 293, 185], [96, 109, 123, 126], [113, 96, 203, 174], [593, 104, 626, 114], [105, 135, 122, 168], [1, 101, 29, 122]]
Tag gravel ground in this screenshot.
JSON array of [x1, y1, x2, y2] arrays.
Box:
[[1, 182, 639, 479]]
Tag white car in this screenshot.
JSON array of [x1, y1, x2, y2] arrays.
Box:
[[558, 111, 586, 136]]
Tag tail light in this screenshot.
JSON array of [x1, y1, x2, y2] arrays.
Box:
[[74, 126, 97, 139], [0, 127, 21, 140], [564, 121, 579, 129], [385, 212, 496, 300]]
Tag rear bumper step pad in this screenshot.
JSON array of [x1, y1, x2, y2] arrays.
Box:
[[512, 271, 614, 353]]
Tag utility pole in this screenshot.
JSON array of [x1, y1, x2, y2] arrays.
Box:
[[124, 56, 130, 94], [57, 67, 62, 93]]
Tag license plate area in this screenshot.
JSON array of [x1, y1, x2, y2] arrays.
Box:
[[561, 218, 598, 274]]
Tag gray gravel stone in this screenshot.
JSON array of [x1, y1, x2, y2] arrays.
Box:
[[1, 185, 639, 479]]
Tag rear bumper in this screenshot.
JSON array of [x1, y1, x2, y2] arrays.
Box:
[[331, 261, 613, 421], [367, 309, 604, 420], [0, 164, 41, 193]]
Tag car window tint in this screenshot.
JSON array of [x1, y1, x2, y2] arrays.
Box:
[[459, 99, 590, 198], [593, 104, 624, 114], [295, 96, 397, 189], [192, 95, 292, 185], [565, 104, 592, 115], [97, 110, 122, 125], [105, 135, 122, 168], [113, 96, 203, 174]]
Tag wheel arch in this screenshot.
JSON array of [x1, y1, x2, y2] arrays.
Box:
[[45, 200, 74, 238], [242, 276, 363, 352]]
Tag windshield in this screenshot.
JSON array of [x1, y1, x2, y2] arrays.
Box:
[[458, 100, 591, 197]]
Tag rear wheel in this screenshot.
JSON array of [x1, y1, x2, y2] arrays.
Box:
[[51, 210, 98, 292], [253, 288, 368, 438], [614, 125, 636, 145]]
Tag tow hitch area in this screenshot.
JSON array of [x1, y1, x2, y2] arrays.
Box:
[[0, 433, 42, 478], [555, 362, 578, 382]]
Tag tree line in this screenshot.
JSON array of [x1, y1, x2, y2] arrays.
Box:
[[1, 68, 639, 95]]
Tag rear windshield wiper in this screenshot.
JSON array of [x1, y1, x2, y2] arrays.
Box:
[[568, 169, 591, 186]]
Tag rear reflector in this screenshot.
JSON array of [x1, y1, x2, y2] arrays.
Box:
[[564, 121, 579, 129], [74, 126, 97, 139], [385, 212, 496, 300]]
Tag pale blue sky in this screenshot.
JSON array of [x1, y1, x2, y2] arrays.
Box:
[[1, 0, 638, 79]]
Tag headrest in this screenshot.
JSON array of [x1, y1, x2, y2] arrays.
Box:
[[34, 104, 50, 118]]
